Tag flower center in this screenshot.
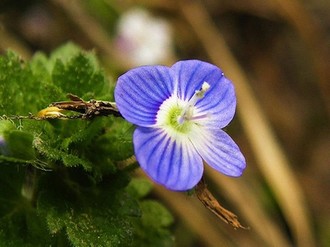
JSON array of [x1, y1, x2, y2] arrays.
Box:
[[156, 82, 210, 134]]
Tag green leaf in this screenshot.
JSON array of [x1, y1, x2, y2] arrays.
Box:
[[0, 51, 36, 114], [0, 51, 64, 115], [0, 43, 174, 246], [126, 178, 153, 199], [140, 200, 174, 228], [0, 164, 26, 214], [5, 130, 35, 160], [105, 117, 134, 161], [37, 170, 139, 247], [132, 200, 174, 247], [0, 166, 52, 246], [51, 52, 111, 100], [0, 122, 37, 164], [65, 212, 132, 247], [30, 42, 86, 75], [50, 42, 95, 66], [33, 135, 93, 170], [29, 52, 53, 82], [60, 118, 106, 150]]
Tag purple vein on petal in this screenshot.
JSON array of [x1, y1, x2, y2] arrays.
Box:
[[152, 67, 174, 97], [197, 84, 230, 110], [164, 137, 203, 190], [116, 88, 158, 125], [117, 79, 158, 111], [134, 128, 173, 184], [155, 133, 172, 182], [182, 62, 203, 100], [134, 73, 167, 102], [128, 66, 173, 102], [124, 75, 163, 105], [134, 128, 162, 167], [196, 83, 236, 128], [190, 127, 245, 177], [162, 141, 178, 189], [174, 61, 202, 100], [119, 84, 158, 109]]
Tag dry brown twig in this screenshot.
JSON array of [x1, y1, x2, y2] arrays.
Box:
[[195, 178, 247, 229], [0, 94, 121, 121]]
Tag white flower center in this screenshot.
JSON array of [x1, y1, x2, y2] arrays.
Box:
[[156, 82, 210, 134]]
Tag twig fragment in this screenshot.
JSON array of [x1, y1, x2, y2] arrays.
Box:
[[50, 94, 122, 119], [0, 94, 122, 121], [195, 178, 247, 229]]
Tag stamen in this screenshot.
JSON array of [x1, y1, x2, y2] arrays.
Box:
[[190, 113, 210, 121], [178, 82, 210, 124], [187, 82, 210, 106]]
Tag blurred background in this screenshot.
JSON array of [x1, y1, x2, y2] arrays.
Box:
[[0, 0, 329, 246]]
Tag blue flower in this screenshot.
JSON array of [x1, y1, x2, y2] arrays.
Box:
[[115, 60, 246, 191]]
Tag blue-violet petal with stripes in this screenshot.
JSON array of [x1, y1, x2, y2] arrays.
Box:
[[115, 60, 246, 191]]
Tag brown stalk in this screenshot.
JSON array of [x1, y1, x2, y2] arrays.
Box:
[[195, 178, 246, 229]]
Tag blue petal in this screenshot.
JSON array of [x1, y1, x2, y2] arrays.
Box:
[[172, 60, 223, 101], [134, 127, 203, 191], [196, 77, 236, 128], [172, 60, 236, 128], [115, 65, 174, 126], [190, 127, 246, 177]]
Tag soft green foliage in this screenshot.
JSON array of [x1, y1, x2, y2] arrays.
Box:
[[131, 200, 174, 247], [127, 179, 174, 247], [0, 44, 174, 246], [126, 178, 153, 200]]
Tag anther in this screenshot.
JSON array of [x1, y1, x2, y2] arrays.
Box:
[[178, 82, 210, 124]]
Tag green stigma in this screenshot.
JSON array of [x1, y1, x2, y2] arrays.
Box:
[[156, 82, 211, 134], [165, 106, 193, 133]]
